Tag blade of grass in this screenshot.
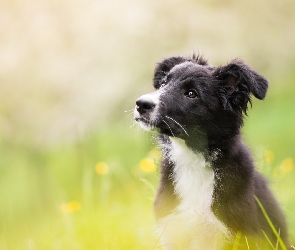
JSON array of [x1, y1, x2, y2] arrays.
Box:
[[232, 231, 242, 250], [244, 236, 250, 250], [139, 178, 156, 194], [276, 229, 281, 250], [262, 230, 276, 250], [152, 223, 168, 250], [254, 196, 287, 250]]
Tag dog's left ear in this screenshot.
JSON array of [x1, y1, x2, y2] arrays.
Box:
[[213, 59, 268, 113], [153, 57, 187, 89]]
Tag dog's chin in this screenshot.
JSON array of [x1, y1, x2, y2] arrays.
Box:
[[135, 117, 156, 131], [135, 117, 180, 137], [138, 121, 155, 131], [135, 118, 172, 136]]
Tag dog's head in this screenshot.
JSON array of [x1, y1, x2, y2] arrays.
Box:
[[134, 55, 268, 144]]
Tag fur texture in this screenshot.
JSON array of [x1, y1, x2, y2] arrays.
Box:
[[134, 54, 289, 249]]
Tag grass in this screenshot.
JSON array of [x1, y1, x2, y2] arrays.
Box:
[[0, 123, 159, 250], [254, 196, 287, 250], [0, 81, 295, 249]]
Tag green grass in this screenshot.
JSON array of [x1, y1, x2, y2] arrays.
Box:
[[254, 196, 287, 250], [0, 83, 295, 249]]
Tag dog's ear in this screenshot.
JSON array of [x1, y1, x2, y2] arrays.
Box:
[[213, 59, 268, 113], [153, 57, 187, 89]]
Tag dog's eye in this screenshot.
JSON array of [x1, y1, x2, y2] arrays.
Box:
[[185, 90, 198, 99]]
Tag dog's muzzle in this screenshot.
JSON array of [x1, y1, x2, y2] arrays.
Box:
[[134, 92, 161, 130]]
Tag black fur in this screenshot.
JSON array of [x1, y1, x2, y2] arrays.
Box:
[[135, 54, 289, 249]]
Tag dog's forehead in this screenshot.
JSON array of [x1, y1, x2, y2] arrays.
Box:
[[169, 61, 208, 77]]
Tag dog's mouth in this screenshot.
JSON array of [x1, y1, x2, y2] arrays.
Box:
[[134, 106, 189, 137], [134, 116, 156, 131], [134, 116, 179, 137]]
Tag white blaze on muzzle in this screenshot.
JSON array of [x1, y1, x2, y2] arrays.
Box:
[[134, 89, 164, 131]]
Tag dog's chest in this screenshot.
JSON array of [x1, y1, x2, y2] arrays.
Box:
[[170, 138, 214, 211], [158, 138, 229, 249]]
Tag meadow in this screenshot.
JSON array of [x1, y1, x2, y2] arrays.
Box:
[[1, 0, 295, 249], [0, 74, 294, 250]]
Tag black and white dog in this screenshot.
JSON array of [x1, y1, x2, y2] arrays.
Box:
[[134, 55, 289, 249]]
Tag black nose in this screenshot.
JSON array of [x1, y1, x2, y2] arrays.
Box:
[[136, 96, 156, 115]]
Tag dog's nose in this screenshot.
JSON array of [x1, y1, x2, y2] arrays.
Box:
[[136, 95, 156, 115]]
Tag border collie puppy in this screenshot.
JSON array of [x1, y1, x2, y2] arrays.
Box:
[[134, 55, 289, 249]]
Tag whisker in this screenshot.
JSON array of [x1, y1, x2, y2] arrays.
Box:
[[165, 116, 189, 136], [124, 108, 135, 113], [162, 119, 175, 137], [124, 108, 135, 117], [130, 121, 137, 128]]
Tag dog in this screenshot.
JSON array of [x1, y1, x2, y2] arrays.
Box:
[[134, 54, 289, 249]]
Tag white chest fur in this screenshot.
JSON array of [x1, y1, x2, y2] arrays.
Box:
[[157, 138, 229, 249]]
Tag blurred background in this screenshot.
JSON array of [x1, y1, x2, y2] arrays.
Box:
[[0, 0, 294, 249]]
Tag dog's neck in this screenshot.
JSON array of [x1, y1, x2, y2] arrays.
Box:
[[159, 131, 241, 162]]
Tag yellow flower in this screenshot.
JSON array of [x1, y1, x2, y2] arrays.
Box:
[[95, 162, 109, 175], [139, 158, 157, 173], [280, 158, 293, 175], [60, 201, 81, 213], [264, 150, 274, 165]]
